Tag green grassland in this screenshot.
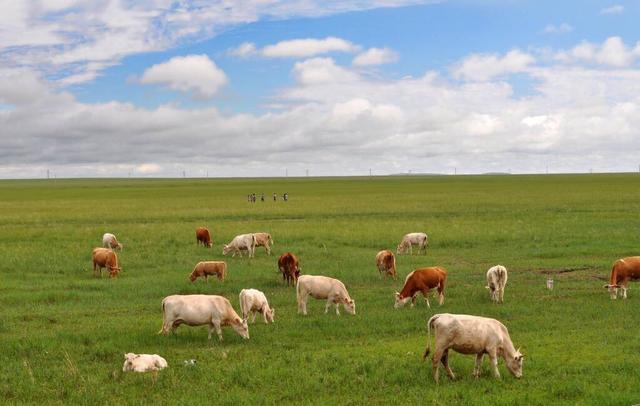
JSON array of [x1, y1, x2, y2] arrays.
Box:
[[0, 174, 639, 404]]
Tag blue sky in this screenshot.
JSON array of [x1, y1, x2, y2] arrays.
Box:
[[0, 1, 639, 177]]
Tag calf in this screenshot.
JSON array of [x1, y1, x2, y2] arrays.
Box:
[[424, 313, 524, 382], [394, 267, 446, 308], [604, 256, 640, 299], [159, 294, 249, 341], [239, 289, 275, 323], [296, 275, 355, 315], [222, 234, 256, 258], [486, 265, 508, 303], [122, 353, 168, 373], [396, 232, 428, 255], [375, 250, 397, 279], [92, 247, 121, 278], [278, 252, 300, 286], [189, 261, 226, 283], [196, 227, 213, 248], [253, 232, 274, 255], [102, 233, 123, 251]]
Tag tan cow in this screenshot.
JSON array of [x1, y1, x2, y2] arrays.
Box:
[[394, 267, 447, 308], [375, 250, 397, 279], [296, 275, 355, 315], [424, 313, 524, 382], [486, 265, 508, 303], [222, 234, 256, 258], [604, 256, 640, 299], [102, 233, 123, 251], [92, 247, 121, 278], [189, 261, 226, 282], [253, 232, 274, 255], [239, 289, 275, 323], [396, 232, 428, 255]]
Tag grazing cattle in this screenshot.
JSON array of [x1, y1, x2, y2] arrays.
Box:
[[92, 247, 121, 278], [278, 252, 300, 286], [253, 232, 274, 255], [102, 233, 123, 251], [196, 227, 213, 248], [158, 294, 249, 341], [375, 250, 397, 280], [296, 275, 355, 316], [394, 267, 447, 308], [189, 261, 226, 283], [122, 353, 168, 373], [396, 232, 428, 255], [222, 234, 256, 258], [423, 313, 524, 382], [486, 265, 508, 303], [604, 256, 640, 299], [239, 289, 275, 324]]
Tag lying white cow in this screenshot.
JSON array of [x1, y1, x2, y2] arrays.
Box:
[[158, 294, 249, 341], [122, 353, 167, 373], [222, 234, 256, 258], [296, 275, 355, 315], [239, 288, 275, 324], [396, 232, 428, 255], [424, 313, 524, 382], [486, 265, 508, 303]]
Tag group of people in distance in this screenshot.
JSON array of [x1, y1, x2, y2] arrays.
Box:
[[247, 192, 288, 203]]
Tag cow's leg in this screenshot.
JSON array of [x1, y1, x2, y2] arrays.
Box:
[[498, 288, 504, 303], [438, 288, 445, 306], [213, 321, 223, 341], [251, 311, 257, 324], [324, 298, 331, 314], [335, 301, 341, 316], [297, 293, 308, 315], [488, 350, 500, 378], [422, 289, 431, 308], [622, 285, 628, 299], [474, 353, 484, 378], [431, 347, 445, 383], [204, 274, 208, 283], [441, 349, 455, 380]]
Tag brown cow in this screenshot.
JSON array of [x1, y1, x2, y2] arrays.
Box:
[[189, 261, 227, 283], [277, 252, 300, 286], [375, 250, 397, 280], [604, 256, 640, 299], [394, 267, 447, 308], [92, 247, 121, 278], [253, 232, 274, 255], [196, 227, 212, 248]]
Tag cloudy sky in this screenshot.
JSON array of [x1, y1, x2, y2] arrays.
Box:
[[1, 0, 639, 178]]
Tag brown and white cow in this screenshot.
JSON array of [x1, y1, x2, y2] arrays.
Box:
[[239, 289, 275, 324], [102, 233, 123, 251], [375, 250, 397, 280], [92, 247, 121, 278], [396, 232, 428, 255], [296, 275, 355, 315], [158, 294, 249, 341], [253, 232, 274, 255], [278, 252, 300, 286], [394, 267, 446, 308], [189, 261, 227, 283], [222, 234, 256, 258], [424, 313, 524, 382], [196, 227, 213, 248], [604, 256, 640, 299], [486, 265, 508, 303]]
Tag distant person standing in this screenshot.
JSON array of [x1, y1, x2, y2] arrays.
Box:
[[261, 193, 265, 202], [283, 192, 288, 202], [273, 193, 277, 202]]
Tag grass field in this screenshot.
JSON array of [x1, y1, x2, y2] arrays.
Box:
[[1, 174, 639, 405]]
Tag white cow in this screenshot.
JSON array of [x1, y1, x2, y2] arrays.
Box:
[[486, 265, 508, 303], [122, 353, 167, 373], [296, 275, 355, 316], [396, 232, 428, 255], [158, 295, 249, 341], [424, 313, 524, 382], [239, 288, 275, 323], [102, 232, 123, 250], [222, 234, 256, 258]]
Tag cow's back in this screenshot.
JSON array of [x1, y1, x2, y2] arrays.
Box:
[[615, 257, 640, 279], [298, 275, 337, 298]]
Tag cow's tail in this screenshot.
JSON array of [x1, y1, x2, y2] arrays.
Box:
[[423, 314, 439, 360], [158, 299, 166, 335], [609, 261, 619, 286], [392, 254, 397, 279], [239, 290, 245, 320]]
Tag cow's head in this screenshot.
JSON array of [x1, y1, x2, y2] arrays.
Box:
[[206, 240, 212, 248], [506, 348, 524, 379], [122, 353, 139, 372], [603, 284, 620, 299], [222, 245, 231, 256], [394, 292, 411, 309], [109, 267, 121, 278], [266, 307, 275, 323], [343, 298, 356, 315], [232, 317, 249, 339], [188, 272, 197, 282], [396, 243, 408, 254]]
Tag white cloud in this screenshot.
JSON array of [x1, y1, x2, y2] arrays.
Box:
[[556, 36, 640, 67], [542, 23, 573, 34], [352, 47, 399, 66], [292, 58, 359, 85], [229, 42, 257, 58], [139, 55, 228, 98], [262, 37, 359, 58], [601, 5, 624, 14], [452, 49, 535, 81]]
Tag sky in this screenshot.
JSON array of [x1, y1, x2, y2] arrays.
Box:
[[1, 0, 639, 178]]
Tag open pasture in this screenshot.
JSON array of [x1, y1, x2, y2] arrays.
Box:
[[0, 174, 639, 404]]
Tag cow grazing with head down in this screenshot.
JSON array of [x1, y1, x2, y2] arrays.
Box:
[[278, 252, 300, 286], [239, 289, 275, 324], [486, 265, 508, 303], [102, 233, 123, 251], [296, 275, 355, 316], [196, 227, 213, 248], [189, 261, 226, 283], [92, 247, 121, 278], [604, 256, 640, 299], [396, 232, 428, 255], [222, 234, 256, 258], [424, 313, 524, 382], [394, 267, 446, 308], [253, 232, 274, 255], [375, 250, 397, 280]]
